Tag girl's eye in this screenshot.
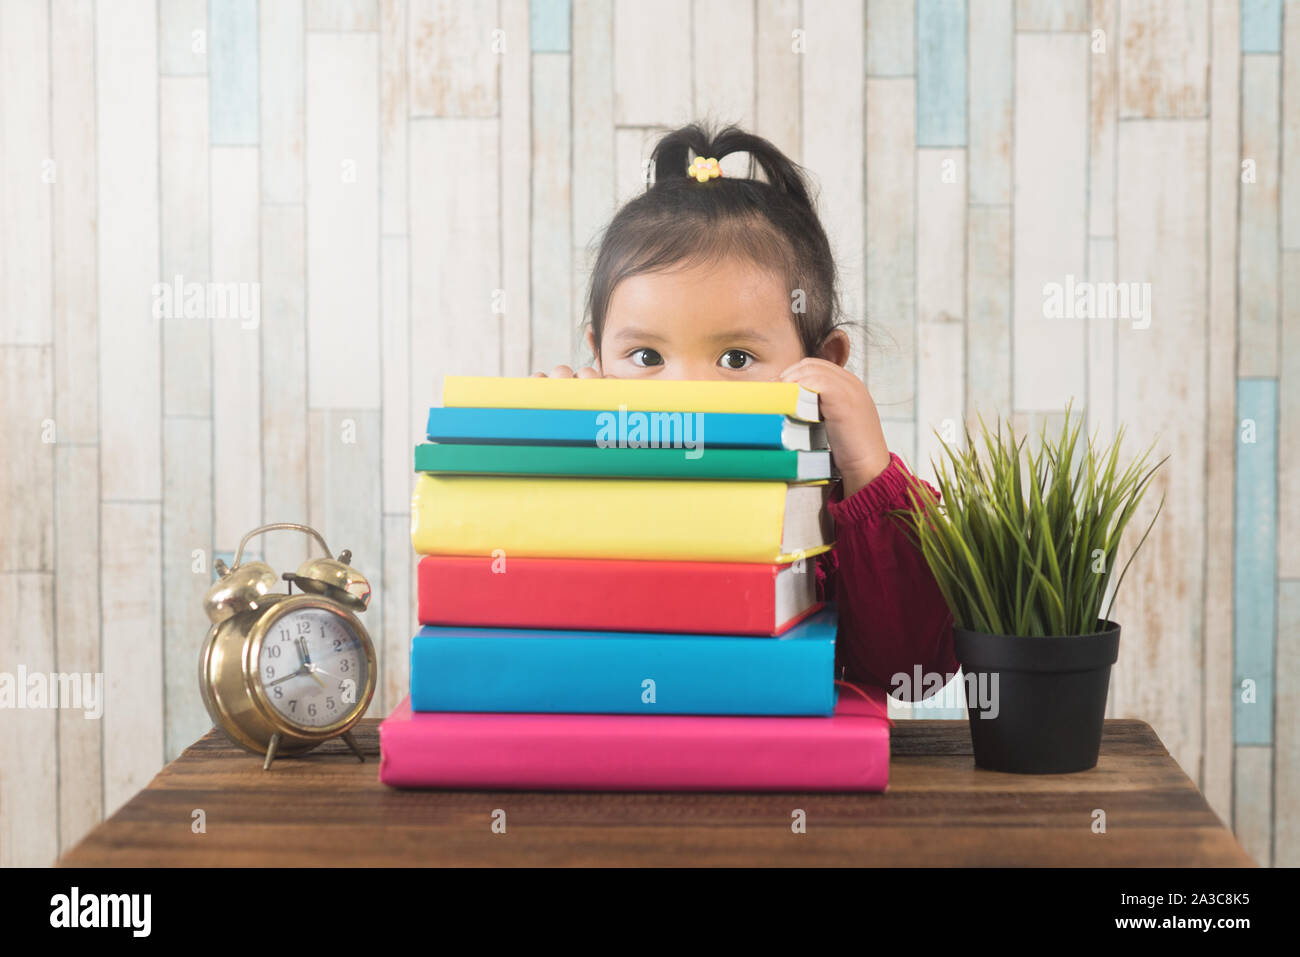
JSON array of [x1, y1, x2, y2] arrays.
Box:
[[629, 348, 664, 368], [719, 349, 755, 371]]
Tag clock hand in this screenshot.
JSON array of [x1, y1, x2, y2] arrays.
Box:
[[266, 668, 307, 687]]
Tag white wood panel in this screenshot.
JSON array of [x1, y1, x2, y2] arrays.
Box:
[[381, 513, 414, 711], [916, 149, 965, 324], [1015, 0, 1088, 30], [381, 0, 409, 233], [500, 0, 531, 375], [261, 0, 306, 204], [1238, 54, 1280, 377], [1112, 118, 1208, 780], [306, 32, 381, 408], [966, 205, 1012, 425], [532, 54, 575, 368], [1085, 237, 1116, 446], [1088, 0, 1117, 236], [101, 502, 164, 818], [162, 417, 214, 762], [159, 0, 208, 75], [1013, 32, 1088, 411], [308, 0, 380, 30], [0, 348, 54, 573], [409, 118, 501, 414], [211, 147, 263, 551], [917, 321, 965, 487], [1277, 581, 1300, 864], [97, 0, 161, 501], [569, 0, 611, 370], [614, 126, 655, 207], [571, 0, 615, 250], [1203, 0, 1240, 824], [0, 0, 51, 345], [160, 76, 212, 418], [54, 445, 101, 853], [0, 572, 57, 866], [51, 0, 98, 445], [1285, 0, 1300, 248], [307, 410, 384, 716], [260, 205, 310, 572], [756, 0, 803, 160], [866, 0, 914, 76], [1234, 745, 1272, 865], [408, 0, 498, 117], [693, 0, 755, 133], [968, 0, 1012, 205], [381, 236, 412, 514], [1117, 0, 1209, 118], [803, 0, 865, 380], [1282, 253, 1300, 578], [865, 77, 916, 420], [613, 0, 692, 125]]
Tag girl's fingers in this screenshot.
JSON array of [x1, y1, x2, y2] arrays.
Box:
[[551, 365, 575, 378], [575, 366, 601, 378]]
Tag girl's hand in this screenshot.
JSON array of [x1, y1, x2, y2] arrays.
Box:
[[779, 357, 892, 498], [531, 364, 602, 378]]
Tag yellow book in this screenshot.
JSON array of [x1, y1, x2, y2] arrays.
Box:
[[411, 474, 834, 563], [441, 375, 822, 422]]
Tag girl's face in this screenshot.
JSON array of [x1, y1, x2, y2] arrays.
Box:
[[588, 255, 847, 380]]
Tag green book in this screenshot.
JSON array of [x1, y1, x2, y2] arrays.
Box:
[[413, 443, 833, 481]]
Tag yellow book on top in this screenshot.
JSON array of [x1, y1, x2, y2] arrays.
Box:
[[441, 375, 822, 422], [410, 474, 834, 564]]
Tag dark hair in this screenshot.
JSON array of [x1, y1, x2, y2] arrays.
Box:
[[584, 123, 843, 359]]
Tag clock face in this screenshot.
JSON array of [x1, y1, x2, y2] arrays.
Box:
[[257, 606, 369, 729]]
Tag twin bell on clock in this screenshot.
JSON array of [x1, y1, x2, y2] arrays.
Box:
[[198, 523, 378, 769]]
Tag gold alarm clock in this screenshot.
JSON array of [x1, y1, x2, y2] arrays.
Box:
[[199, 523, 377, 769]]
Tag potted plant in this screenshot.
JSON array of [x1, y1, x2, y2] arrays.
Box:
[[891, 409, 1165, 774]]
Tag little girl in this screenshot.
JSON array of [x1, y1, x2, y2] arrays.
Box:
[[536, 123, 957, 699]]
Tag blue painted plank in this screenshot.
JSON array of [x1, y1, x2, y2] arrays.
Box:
[[531, 0, 571, 52], [1241, 0, 1283, 53], [917, 0, 966, 146], [209, 0, 259, 144], [1234, 378, 1278, 745]]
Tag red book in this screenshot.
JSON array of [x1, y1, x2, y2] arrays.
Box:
[[417, 554, 823, 636]]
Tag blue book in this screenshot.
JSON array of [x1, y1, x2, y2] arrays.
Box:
[[409, 605, 839, 715], [425, 407, 827, 450]]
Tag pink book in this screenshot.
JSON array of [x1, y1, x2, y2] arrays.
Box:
[[378, 681, 893, 792]]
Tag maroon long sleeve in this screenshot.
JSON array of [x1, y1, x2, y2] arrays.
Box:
[[814, 452, 959, 700]]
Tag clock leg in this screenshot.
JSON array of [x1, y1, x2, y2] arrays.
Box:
[[263, 732, 282, 771], [342, 730, 365, 763]]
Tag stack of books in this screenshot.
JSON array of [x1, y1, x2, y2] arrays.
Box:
[[378, 376, 892, 791]]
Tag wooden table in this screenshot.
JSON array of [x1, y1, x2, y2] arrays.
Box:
[[57, 718, 1254, 867]]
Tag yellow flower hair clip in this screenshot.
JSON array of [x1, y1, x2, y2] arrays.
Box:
[[689, 156, 722, 182]]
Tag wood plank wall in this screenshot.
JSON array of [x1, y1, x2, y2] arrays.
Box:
[[0, 0, 1294, 867]]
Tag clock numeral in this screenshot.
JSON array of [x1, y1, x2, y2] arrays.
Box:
[[267, 645, 282, 658], [339, 658, 350, 673], [273, 686, 283, 699], [288, 700, 297, 712], [333, 638, 343, 652], [264, 665, 275, 680], [279, 627, 290, 642], [326, 697, 336, 710], [307, 703, 317, 717], [297, 619, 311, 635]]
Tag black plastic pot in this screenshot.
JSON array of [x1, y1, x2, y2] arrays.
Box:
[[951, 621, 1121, 774]]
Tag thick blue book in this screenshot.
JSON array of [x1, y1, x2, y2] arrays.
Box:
[[409, 605, 839, 715], [425, 407, 827, 450]]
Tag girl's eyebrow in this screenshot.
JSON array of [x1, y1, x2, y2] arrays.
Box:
[[704, 328, 773, 344], [605, 325, 668, 343]]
